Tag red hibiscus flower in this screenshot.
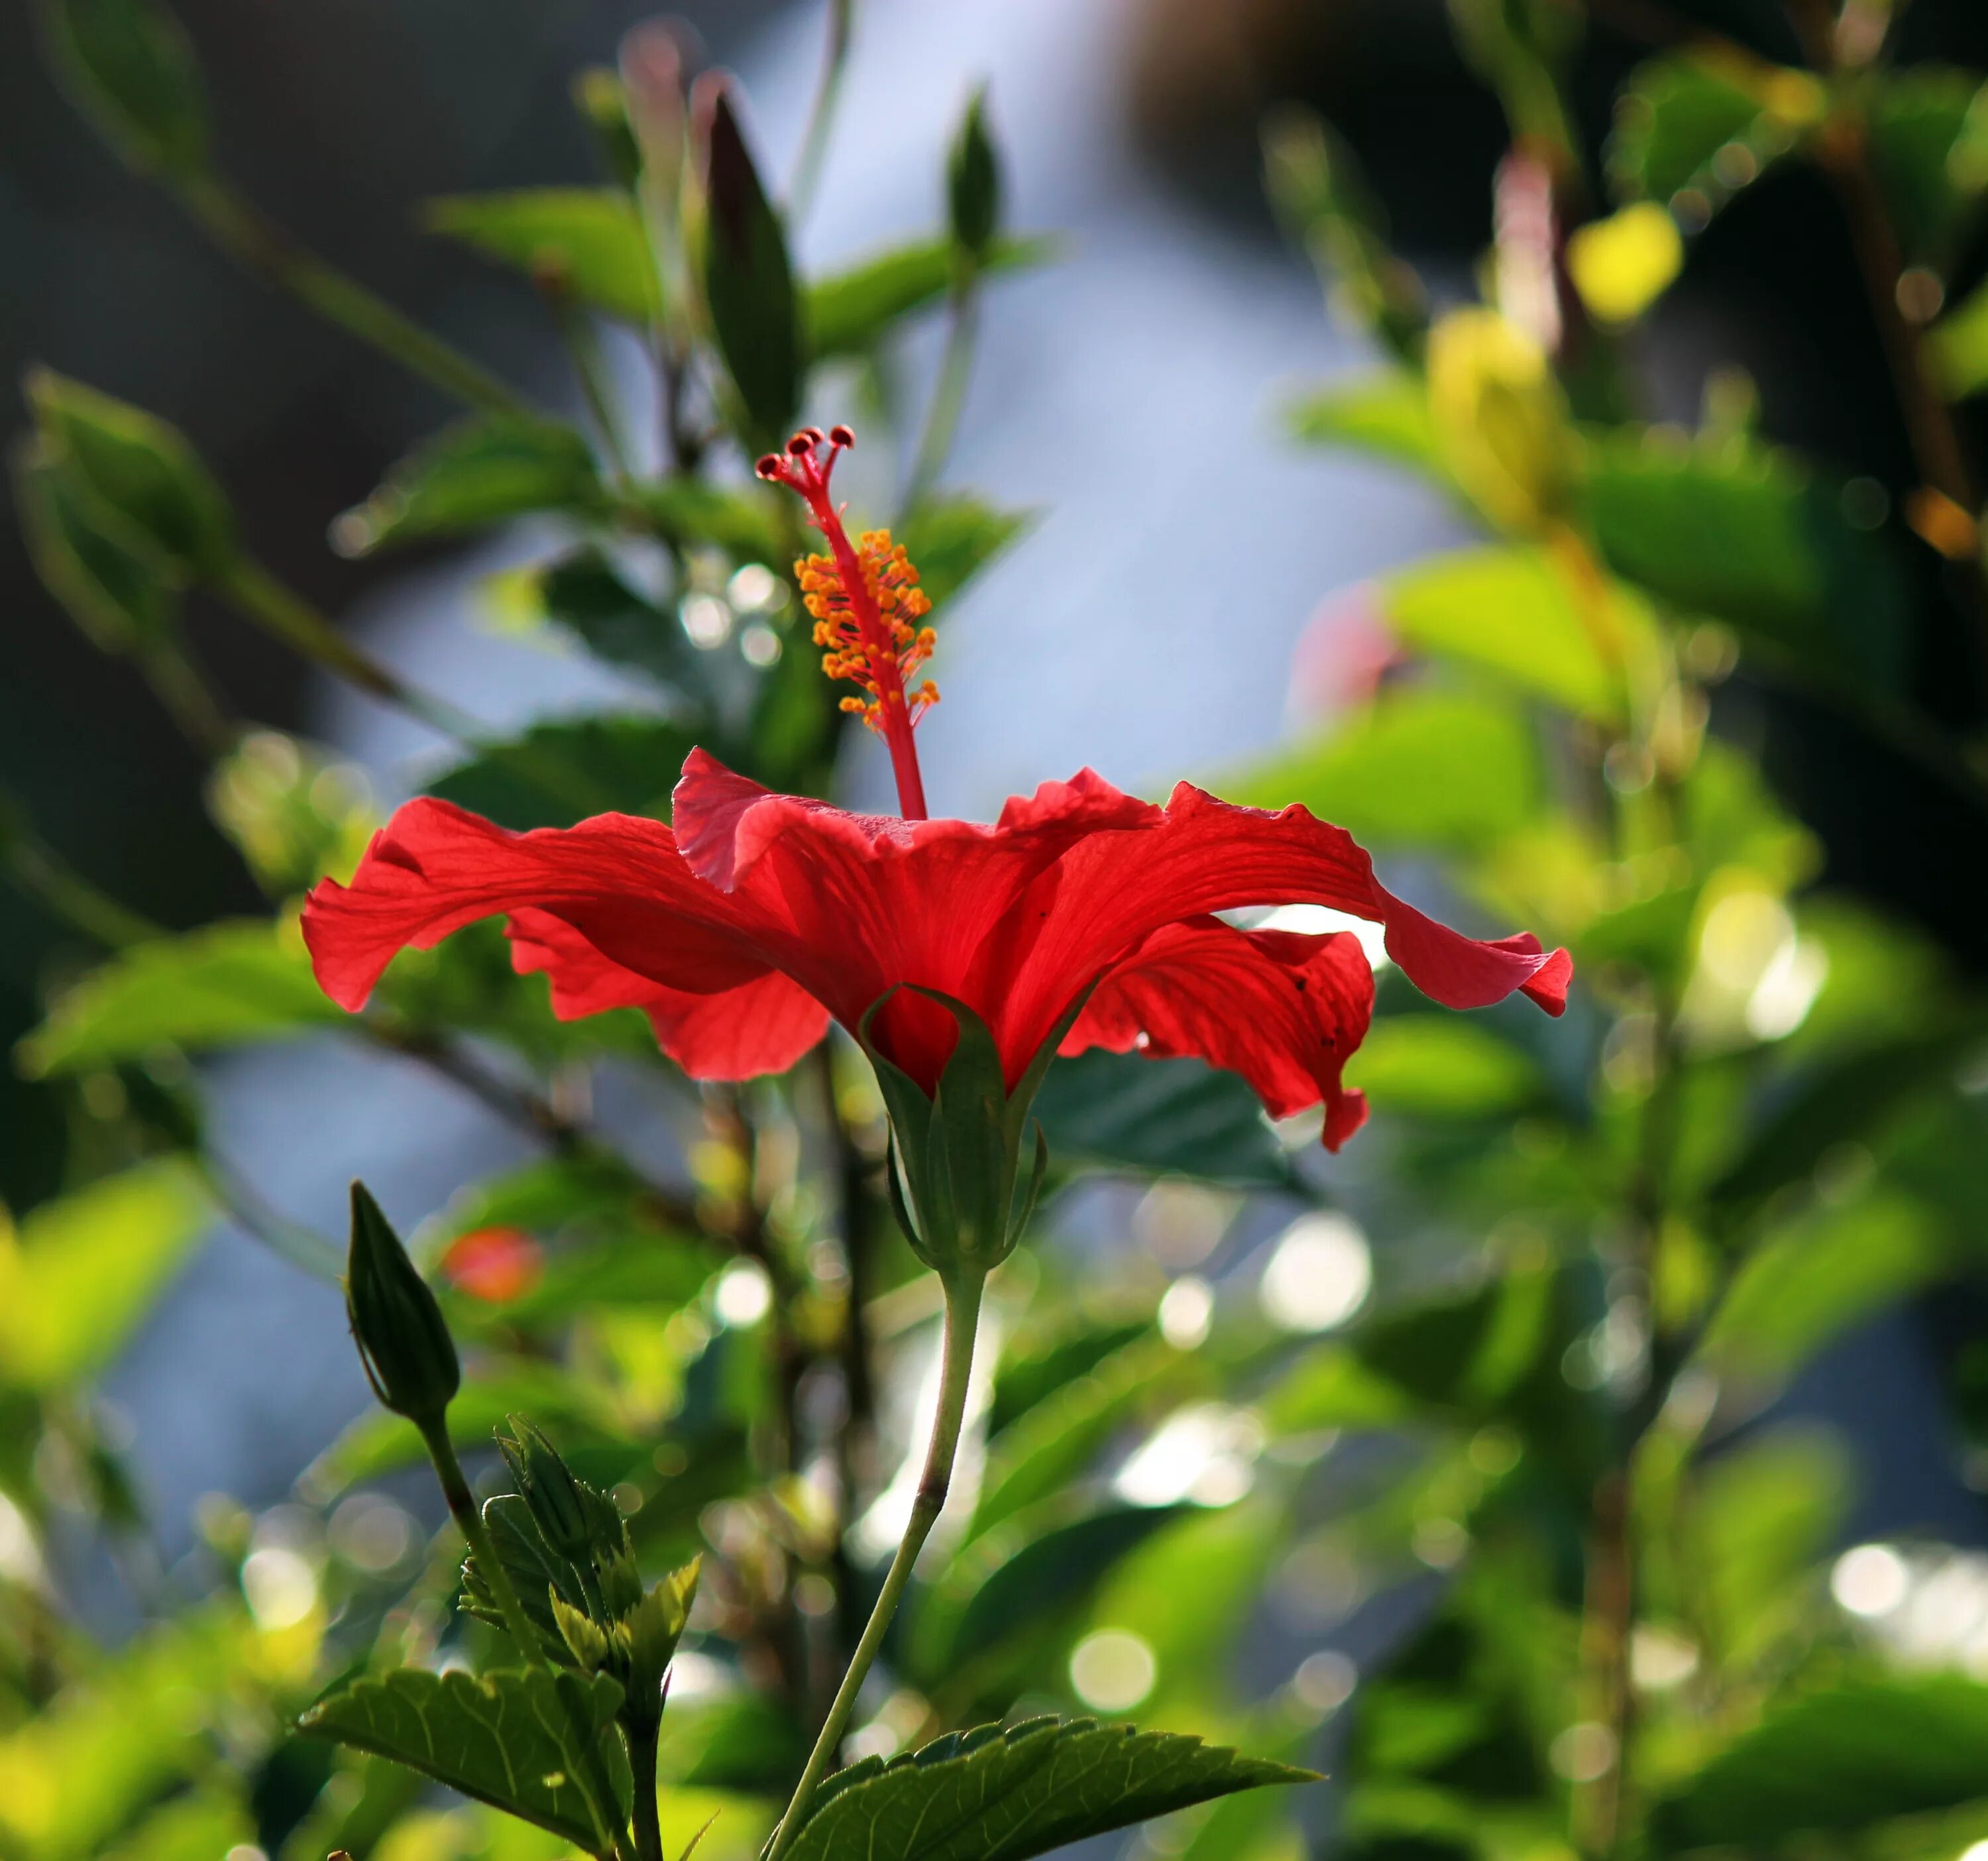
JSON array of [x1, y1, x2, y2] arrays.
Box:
[[301, 427, 1569, 1158]]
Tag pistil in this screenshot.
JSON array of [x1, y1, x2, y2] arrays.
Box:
[[757, 427, 935, 819]]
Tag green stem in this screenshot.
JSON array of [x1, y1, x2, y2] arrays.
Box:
[[901, 278, 981, 516], [764, 1269, 986, 1861], [133, 636, 237, 758], [629, 1720, 665, 1861], [180, 176, 532, 420], [416, 1418, 630, 1861], [787, 0, 857, 224]]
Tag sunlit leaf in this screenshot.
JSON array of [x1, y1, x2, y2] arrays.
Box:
[[1287, 371, 1443, 478], [1379, 546, 1631, 721], [298, 1666, 631, 1848], [0, 1158, 209, 1391], [1228, 690, 1541, 850], [1649, 1674, 1988, 1851], [333, 416, 603, 555], [1607, 50, 1819, 215], [426, 188, 659, 324], [784, 1715, 1311, 1861], [1928, 273, 1988, 400], [1347, 1015, 1546, 1119], [804, 235, 1054, 359], [19, 919, 338, 1075], [98, 1789, 253, 1861]]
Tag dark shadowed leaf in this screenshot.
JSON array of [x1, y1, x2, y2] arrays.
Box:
[[1606, 51, 1816, 215], [13, 433, 180, 651], [1034, 1050, 1292, 1188], [333, 416, 603, 555], [1649, 1675, 1988, 1852], [425, 188, 659, 324], [298, 1667, 630, 1848], [41, 0, 211, 179], [1866, 66, 1988, 264], [424, 714, 695, 830], [534, 549, 697, 691], [785, 1715, 1312, 1861]]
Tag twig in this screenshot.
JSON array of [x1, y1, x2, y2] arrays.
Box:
[[787, 0, 857, 225], [901, 280, 981, 516]]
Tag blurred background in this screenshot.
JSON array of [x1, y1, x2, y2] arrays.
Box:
[[9, 0, 1988, 1856]]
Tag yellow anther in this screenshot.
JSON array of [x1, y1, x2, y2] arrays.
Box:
[[789, 527, 941, 736]]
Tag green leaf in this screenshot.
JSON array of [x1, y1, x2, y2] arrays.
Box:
[[1606, 50, 1818, 216], [804, 236, 1053, 361], [1928, 273, 1988, 399], [425, 188, 659, 324], [689, 80, 798, 449], [1227, 690, 1541, 850], [0, 1158, 209, 1390], [19, 919, 340, 1075], [98, 1789, 253, 1861], [1351, 1263, 1557, 1419], [40, 0, 211, 179], [1033, 1050, 1292, 1188], [298, 1666, 630, 1849], [897, 494, 1034, 609], [26, 368, 234, 578], [1258, 1343, 1412, 1435], [424, 714, 695, 830], [626, 477, 781, 563], [1379, 546, 1631, 721], [785, 1716, 1311, 1861], [1867, 66, 1988, 264], [534, 549, 696, 691], [13, 432, 180, 653], [1649, 1674, 1988, 1852], [333, 415, 603, 555], [948, 86, 1003, 261], [1584, 428, 1909, 693], [1347, 1015, 1546, 1119], [1288, 370, 1444, 479], [1700, 1192, 1950, 1383]]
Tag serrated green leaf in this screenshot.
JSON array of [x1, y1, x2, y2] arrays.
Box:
[[1378, 546, 1631, 722], [1033, 1050, 1292, 1188], [1649, 1674, 1988, 1852], [424, 714, 694, 830], [1585, 429, 1909, 693], [0, 1158, 209, 1391], [334, 416, 603, 555], [426, 188, 659, 325], [298, 1666, 630, 1849], [26, 368, 234, 578], [1226, 690, 1540, 851], [785, 1715, 1311, 1861], [897, 493, 1033, 609], [804, 235, 1052, 360], [41, 0, 211, 180], [19, 919, 339, 1075], [1287, 371, 1444, 478]]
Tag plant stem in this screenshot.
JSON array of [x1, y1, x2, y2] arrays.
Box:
[[134, 635, 237, 758], [787, 0, 857, 224], [179, 175, 532, 420], [416, 1418, 630, 1861], [901, 279, 981, 516], [764, 1268, 986, 1861]]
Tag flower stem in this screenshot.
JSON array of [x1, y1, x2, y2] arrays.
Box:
[[179, 174, 533, 421], [901, 278, 981, 518], [787, 0, 857, 225], [763, 1268, 985, 1861], [415, 1418, 630, 1861]]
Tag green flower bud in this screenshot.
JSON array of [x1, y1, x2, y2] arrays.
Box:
[[41, 0, 212, 182], [947, 85, 1002, 265], [497, 1415, 622, 1563], [345, 1182, 459, 1426]]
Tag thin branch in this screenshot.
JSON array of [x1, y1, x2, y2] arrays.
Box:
[[787, 0, 857, 225]]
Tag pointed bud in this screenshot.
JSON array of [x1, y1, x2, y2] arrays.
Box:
[[497, 1415, 623, 1563], [947, 85, 1002, 265], [345, 1182, 459, 1427], [686, 74, 799, 451], [40, 0, 211, 181], [25, 369, 235, 581], [620, 19, 690, 201]]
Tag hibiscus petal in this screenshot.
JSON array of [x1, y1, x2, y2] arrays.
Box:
[[301, 798, 781, 1012], [1063, 917, 1375, 1151], [508, 908, 828, 1079], [1001, 782, 1570, 1068]]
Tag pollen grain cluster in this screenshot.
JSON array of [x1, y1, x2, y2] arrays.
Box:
[[797, 530, 939, 732]]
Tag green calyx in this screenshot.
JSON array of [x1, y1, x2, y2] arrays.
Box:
[[859, 987, 1074, 1278], [345, 1180, 460, 1428]]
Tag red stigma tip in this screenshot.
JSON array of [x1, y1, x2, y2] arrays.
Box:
[[755, 453, 784, 480], [828, 423, 855, 449], [787, 432, 814, 457]]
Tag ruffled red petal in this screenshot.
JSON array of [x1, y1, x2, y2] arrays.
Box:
[[1064, 918, 1375, 1151], [506, 907, 828, 1080]]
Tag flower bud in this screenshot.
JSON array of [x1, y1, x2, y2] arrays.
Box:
[[947, 85, 1002, 265], [497, 1415, 621, 1562], [345, 1181, 459, 1427], [42, 0, 212, 182]]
